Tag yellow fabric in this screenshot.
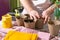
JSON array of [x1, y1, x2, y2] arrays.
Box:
[[4, 31, 38, 40]]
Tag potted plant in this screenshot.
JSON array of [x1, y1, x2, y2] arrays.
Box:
[[24, 14, 35, 29], [35, 18, 44, 29], [15, 9, 24, 26], [48, 0, 60, 37]]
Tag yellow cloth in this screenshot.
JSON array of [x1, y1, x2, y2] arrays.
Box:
[[4, 31, 38, 40]]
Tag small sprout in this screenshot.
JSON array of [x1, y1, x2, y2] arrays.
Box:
[[15, 9, 20, 17], [55, 0, 60, 7], [15, 9, 20, 19]]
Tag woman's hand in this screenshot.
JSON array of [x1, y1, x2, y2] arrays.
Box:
[[28, 10, 41, 21], [42, 10, 51, 24], [42, 4, 57, 24]]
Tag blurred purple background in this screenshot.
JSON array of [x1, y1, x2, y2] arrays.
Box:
[[0, 0, 9, 20]]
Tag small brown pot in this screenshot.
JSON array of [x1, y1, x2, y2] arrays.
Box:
[[48, 20, 60, 36], [15, 16, 24, 26], [24, 19, 35, 29], [35, 19, 44, 29]]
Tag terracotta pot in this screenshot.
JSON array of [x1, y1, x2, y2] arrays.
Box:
[[16, 16, 24, 26], [48, 20, 60, 36], [24, 19, 35, 29], [35, 19, 44, 29]]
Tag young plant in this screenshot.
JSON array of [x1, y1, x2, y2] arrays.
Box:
[[52, 0, 60, 20], [15, 9, 20, 19]]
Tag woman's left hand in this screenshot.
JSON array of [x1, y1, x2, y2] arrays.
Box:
[[42, 10, 51, 24]]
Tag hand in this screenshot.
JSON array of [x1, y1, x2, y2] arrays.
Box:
[[42, 11, 51, 24], [28, 10, 41, 21]]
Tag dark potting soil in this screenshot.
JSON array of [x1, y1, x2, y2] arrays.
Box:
[[24, 19, 34, 23], [16, 16, 20, 19]]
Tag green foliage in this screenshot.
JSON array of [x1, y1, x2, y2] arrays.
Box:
[[50, 0, 56, 4], [54, 8, 60, 17], [55, 0, 60, 5], [51, 0, 60, 19], [50, 0, 60, 5], [15, 9, 20, 17]]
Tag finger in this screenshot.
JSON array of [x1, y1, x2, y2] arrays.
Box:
[[48, 17, 51, 21], [44, 16, 48, 24], [32, 15, 37, 21], [30, 15, 33, 19], [42, 15, 45, 19], [35, 15, 39, 19], [40, 16, 44, 19], [35, 13, 40, 18]]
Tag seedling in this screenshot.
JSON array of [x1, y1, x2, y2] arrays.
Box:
[[51, 0, 60, 20], [15, 9, 20, 19]]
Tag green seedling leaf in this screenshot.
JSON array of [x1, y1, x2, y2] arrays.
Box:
[[15, 9, 20, 17], [54, 8, 60, 17], [50, 0, 56, 4], [55, 1, 60, 5]]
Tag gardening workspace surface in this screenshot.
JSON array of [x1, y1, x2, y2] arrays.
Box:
[[0, 12, 60, 40], [0, 21, 60, 40]]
